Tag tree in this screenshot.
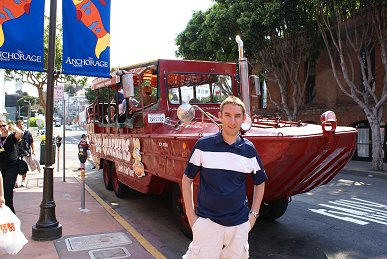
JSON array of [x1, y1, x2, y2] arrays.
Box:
[[315, 0, 387, 171], [176, 0, 321, 121], [16, 96, 41, 118], [84, 87, 96, 104], [5, 17, 87, 114]]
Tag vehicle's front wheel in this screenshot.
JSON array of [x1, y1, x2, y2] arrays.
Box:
[[112, 163, 129, 198], [171, 184, 192, 238], [103, 160, 113, 191], [259, 197, 289, 220]]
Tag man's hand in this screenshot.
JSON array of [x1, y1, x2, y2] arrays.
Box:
[[248, 213, 257, 230], [188, 212, 199, 228]]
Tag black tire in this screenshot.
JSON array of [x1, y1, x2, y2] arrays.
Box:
[[171, 184, 192, 238], [103, 160, 113, 191], [259, 197, 289, 221], [112, 163, 129, 198]]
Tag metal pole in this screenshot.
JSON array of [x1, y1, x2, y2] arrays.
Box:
[[80, 168, 85, 210], [56, 146, 60, 172], [62, 97, 66, 182], [28, 102, 30, 128], [32, 0, 62, 241]]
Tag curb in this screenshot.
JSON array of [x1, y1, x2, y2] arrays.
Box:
[[67, 169, 166, 259]]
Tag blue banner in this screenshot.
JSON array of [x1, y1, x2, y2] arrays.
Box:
[[62, 0, 111, 78], [0, 1, 44, 72]]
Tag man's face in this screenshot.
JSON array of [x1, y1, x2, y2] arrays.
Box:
[[17, 122, 25, 131], [218, 103, 246, 139]]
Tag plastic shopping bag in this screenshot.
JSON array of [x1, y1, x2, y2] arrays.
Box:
[[0, 205, 28, 255], [24, 154, 41, 173]]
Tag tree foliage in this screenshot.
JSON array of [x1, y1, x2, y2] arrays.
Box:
[[176, 0, 322, 120]]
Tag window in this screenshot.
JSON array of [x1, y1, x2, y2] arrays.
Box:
[[357, 128, 369, 157], [167, 73, 232, 104], [305, 61, 316, 104]]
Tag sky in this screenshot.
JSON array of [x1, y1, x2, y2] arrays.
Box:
[[5, 0, 213, 96], [109, 0, 213, 67]]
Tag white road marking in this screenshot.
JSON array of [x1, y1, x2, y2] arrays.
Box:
[[309, 198, 387, 226]]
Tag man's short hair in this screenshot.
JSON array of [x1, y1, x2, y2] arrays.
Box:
[[219, 96, 246, 115], [16, 120, 23, 125]]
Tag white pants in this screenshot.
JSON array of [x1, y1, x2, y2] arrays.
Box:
[[183, 217, 250, 259]]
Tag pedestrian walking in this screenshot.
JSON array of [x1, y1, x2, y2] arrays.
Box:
[[182, 96, 267, 259], [16, 120, 35, 187], [0, 120, 24, 213]]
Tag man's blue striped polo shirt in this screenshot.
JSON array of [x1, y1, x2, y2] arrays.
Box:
[[184, 132, 267, 227]]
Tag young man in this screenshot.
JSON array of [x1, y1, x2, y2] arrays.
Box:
[[142, 85, 156, 106], [16, 120, 35, 187], [0, 119, 24, 213], [182, 96, 267, 259]]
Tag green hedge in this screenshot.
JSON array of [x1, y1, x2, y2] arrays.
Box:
[[29, 117, 45, 128]]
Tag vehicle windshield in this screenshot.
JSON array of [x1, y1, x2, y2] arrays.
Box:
[[167, 73, 233, 104]]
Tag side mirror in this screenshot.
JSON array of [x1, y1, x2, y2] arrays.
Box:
[[177, 103, 195, 123]]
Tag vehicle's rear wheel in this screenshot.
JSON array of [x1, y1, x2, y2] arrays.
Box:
[[103, 160, 113, 191], [259, 197, 289, 220], [112, 163, 129, 198], [171, 184, 192, 238]]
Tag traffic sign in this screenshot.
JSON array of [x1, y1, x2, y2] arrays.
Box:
[[31, 105, 43, 110], [54, 85, 64, 100]]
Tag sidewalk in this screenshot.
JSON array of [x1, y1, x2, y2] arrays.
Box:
[[2, 166, 165, 259], [342, 160, 387, 179]]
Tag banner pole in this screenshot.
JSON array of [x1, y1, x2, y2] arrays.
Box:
[[63, 97, 66, 182], [32, 0, 62, 241]]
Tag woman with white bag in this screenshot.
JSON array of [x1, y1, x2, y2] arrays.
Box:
[[0, 173, 29, 255], [0, 119, 24, 213]]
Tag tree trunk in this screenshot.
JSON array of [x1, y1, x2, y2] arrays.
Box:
[[369, 119, 384, 171]]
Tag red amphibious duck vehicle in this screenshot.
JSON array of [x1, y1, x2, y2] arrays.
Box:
[[86, 37, 357, 237]]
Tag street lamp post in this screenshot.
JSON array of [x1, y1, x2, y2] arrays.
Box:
[[24, 100, 31, 128], [31, 0, 62, 241]]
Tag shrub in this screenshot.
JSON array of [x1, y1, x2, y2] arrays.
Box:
[[29, 117, 45, 128]]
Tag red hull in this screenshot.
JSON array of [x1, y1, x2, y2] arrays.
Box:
[[88, 118, 357, 203]]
